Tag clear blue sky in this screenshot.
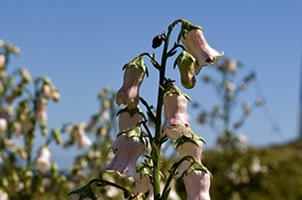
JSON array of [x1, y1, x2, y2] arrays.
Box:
[[1, 0, 302, 168]]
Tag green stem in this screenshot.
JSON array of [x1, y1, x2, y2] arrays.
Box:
[[153, 20, 181, 200]]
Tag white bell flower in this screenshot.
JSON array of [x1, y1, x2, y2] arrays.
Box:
[[35, 146, 51, 173], [184, 170, 211, 200], [106, 134, 145, 178]]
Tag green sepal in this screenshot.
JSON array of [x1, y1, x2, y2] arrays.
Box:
[[116, 105, 143, 118], [122, 56, 149, 77], [163, 83, 191, 102], [175, 131, 206, 149], [68, 182, 97, 200], [177, 20, 204, 43], [180, 159, 211, 179], [118, 126, 148, 148]]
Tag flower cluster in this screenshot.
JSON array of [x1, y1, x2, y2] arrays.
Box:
[[70, 19, 221, 200]]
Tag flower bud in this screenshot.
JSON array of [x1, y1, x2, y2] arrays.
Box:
[[20, 68, 32, 83], [163, 84, 191, 140], [179, 21, 223, 75], [106, 133, 145, 178], [52, 90, 60, 102], [152, 35, 163, 49], [184, 170, 211, 200], [176, 51, 196, 89], [116, 56, 147, 108], [35, 146, 51, 173], [42, 85, 52, 98]]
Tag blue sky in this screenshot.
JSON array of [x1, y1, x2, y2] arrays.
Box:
[[1, 0, 302, 167]]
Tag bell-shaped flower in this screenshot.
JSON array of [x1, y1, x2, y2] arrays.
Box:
[[35, 98, 48, 123], [176, 133, 204, 175], [35, 146, 51, 173], [163, 84, 191, 140], [0, 54, 6, 69], [136, 175, 154, 200], [184, 170, 211, 200], [179, 21, 223, 75], [0, 189, 8, 200], [116, 56, 148, 109], [106, 128, 146, 178], [176, 50, 196, 89], [72, 123, 92, 149], [118, 106, 143, 132]]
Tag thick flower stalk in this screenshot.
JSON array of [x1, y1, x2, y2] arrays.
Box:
[[179, 21, 223, 75], [176, 50, 197, 89], [116, 56, 147, 109], [72, 123, 92, 149], [184, 170, 211, 200], [106, 128, 146, 178], [118, 106, 143, 132], [35, 146, 51, 173], [163, 84, 191, 140]]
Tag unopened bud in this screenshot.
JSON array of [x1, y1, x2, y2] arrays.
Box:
[[20, 68, 32, 83], [152, 35, 163, 49], [52, 90, 60, 102], [42, 85, 52, 98]]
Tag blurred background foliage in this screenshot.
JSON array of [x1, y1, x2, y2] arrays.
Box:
[[0, 41, 301, 200]]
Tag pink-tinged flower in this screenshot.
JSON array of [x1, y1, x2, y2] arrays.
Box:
[[73, 123, 92, 149], [118, 107, 142, 132], [177, 140, 203, 175], [106, 133, 145, 178], [0, 118, 7, 133], [136, 175, 154, 200], [180, 27, 223, 75], [35, 99, 48, 123], [184, 170, 211, 200], [0, 54, 6, 69], [35, 146, 51, 173], [116, 56, 147, 109], [0, 189, 8, 200], [163, 84, 191, 140], [176, 50, 196, 89]]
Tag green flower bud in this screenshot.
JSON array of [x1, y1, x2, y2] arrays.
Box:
[[176, 50, 196, 89]]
